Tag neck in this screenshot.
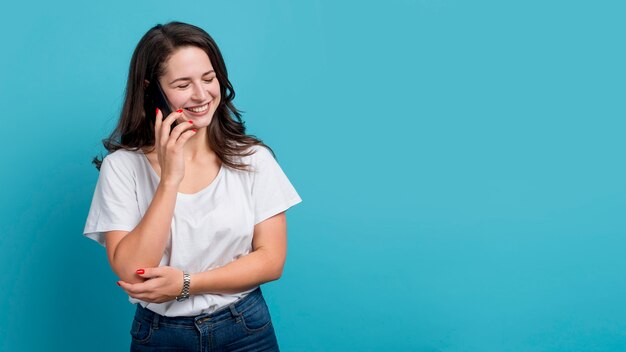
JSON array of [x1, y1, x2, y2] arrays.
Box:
[[183, 127, 215, 162]]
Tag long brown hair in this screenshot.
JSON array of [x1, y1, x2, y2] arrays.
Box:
[[93, 21, 272, 170]]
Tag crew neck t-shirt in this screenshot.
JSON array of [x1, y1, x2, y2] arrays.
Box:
[[83, 145, 302, 317]]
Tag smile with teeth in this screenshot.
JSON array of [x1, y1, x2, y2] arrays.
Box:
[[185, 103, 209, 113]]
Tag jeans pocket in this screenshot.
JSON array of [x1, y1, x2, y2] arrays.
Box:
[[240, 300, 272, 333], [130, 317, 152, 344]]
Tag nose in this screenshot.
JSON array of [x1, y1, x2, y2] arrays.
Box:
[[191, 82, 208, 101]]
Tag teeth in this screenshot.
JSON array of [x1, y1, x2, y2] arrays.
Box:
[[187, 104, 209, 113]]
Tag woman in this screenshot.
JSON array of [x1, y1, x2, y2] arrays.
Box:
[[84, 21, 301, 351]]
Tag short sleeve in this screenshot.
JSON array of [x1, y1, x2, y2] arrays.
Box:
[[83, 154, 142, 247], [251, 147, 302, 225]]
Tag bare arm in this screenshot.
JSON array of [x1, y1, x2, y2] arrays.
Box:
[[188, 212, 288, 295], [105, 108, 195, 284], [115, 211, 289, 302], [105, 182, 178, 284]]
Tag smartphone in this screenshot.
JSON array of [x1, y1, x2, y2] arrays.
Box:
[[149, 80, 173, 118]]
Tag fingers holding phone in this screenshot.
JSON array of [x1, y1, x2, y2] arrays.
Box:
[[154, 108, 197, 186]]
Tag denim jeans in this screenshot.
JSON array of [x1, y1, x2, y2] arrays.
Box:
[[130, 287, 280, 351]]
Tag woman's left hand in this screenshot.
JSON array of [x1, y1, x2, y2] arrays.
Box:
[[117, 266, 185, 303]]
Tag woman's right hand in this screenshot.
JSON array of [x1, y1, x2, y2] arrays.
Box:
[[154, 108, 197, 187]]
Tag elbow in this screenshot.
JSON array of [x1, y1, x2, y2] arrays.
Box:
[[117, 268, 146, 284], [110, 259, 142, 284], [109, 247, 126, 281], [256, 247, 285, 282], [110, 250, 147, 284], [258, 250, 284, 281], [270, 268, 283, 281], [106, 232, 143, 284], [269, 260, 285, 281]]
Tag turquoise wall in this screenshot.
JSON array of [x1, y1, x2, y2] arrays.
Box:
[[1, 0, 624, 351]]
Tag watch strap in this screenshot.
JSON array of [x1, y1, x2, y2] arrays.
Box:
[[176, 271, 191, 302]]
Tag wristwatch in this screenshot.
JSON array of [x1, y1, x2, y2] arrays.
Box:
[[176, 271, 191, 302]]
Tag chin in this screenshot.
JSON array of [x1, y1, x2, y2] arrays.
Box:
[[195, 117, 214, 128]]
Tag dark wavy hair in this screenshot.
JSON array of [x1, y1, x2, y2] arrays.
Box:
[[92, 21, 272, 170]]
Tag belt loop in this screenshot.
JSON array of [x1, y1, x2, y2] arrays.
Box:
[[229, 303, 240, 318], [152, 311, 160, 330]]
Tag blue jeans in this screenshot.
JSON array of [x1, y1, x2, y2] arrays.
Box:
[[130, 287, 279, 351]]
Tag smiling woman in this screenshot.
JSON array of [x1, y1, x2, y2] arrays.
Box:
[[158, 47, 220, 125], [83, 21, 301, 351]]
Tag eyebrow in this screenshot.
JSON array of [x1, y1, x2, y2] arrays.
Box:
[[168, 70, 215, 85]]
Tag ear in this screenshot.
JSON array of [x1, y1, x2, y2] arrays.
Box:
[[144, 79, 150, 89]]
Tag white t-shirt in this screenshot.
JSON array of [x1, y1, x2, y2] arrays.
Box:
[[83, 145, 302, 317]]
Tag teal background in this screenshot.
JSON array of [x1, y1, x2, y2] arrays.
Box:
[[1, 0, 624, 351]]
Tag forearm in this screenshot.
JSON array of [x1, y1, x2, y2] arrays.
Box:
[[111, 182, 178, 282], [189, 249, 283, 295]]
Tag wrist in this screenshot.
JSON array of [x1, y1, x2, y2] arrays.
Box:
[[158, 180, 180, 192], [188, 272, 201, 295]]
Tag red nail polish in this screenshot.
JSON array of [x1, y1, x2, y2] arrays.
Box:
[[156, 108, 160, 115], [136, 269, 145, 275], [192, 129, 197, 132], [116, 281, 121, 286], [188, 120, 194, 124], [177, 109, 183, 113]]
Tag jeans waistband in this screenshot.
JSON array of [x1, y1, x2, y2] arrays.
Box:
[[134, 287, 263, 327]]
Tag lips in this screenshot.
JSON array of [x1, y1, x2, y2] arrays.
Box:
[[185, 103, 209, 113]]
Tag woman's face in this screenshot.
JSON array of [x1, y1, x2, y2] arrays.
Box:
[[158, 46, 221, 128]]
